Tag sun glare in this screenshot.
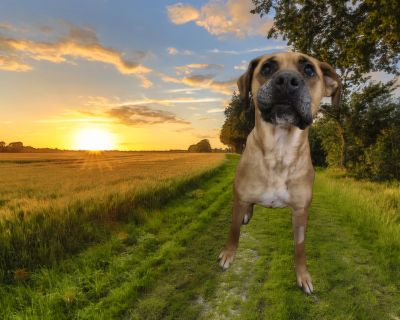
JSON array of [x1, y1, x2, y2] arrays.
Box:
[[74, 128, 116, 151]]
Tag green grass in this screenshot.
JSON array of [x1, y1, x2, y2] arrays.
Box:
[[1, 155, 399, 319]]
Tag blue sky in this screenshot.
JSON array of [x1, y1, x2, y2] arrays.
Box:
[[0, 0, 287, 150]]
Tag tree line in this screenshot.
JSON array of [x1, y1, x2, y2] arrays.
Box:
[[220, 0, 399, 180], [0, 141, 62, 153]]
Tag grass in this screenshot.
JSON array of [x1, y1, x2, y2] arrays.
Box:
[[0, 152, 225, 282], [216, 170, 400, 319], [0, 154, 399, 319]]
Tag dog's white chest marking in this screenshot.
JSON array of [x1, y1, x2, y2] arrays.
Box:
[[259, 187, 289, 208], [251, 127, 305, 208]]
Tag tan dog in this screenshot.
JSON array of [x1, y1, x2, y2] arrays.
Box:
[[218, 52, 341, 294]]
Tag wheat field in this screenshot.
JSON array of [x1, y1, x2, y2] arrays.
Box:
[[0, 152, 226, 280], [0, 152, 225, 219]]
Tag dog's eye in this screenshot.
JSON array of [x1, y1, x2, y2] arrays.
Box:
[[261, 63, 273, 76], [304, 64, 315, 77]]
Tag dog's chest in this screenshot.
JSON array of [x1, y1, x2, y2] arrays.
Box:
[[257, 175, 290, 208], [237, 126, 310, 208]]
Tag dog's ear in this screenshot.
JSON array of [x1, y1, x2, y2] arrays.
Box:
[[237, 57, 261, 109], [319, 62, 342, 108]]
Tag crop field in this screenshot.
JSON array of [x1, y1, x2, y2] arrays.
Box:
[[0, 152, 225, 219], [1, 153, 400, 319], [0, 152, 225, 281]]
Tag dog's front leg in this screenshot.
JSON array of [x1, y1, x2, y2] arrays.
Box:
[[292, 208, 313, 294], [218, 197, 251, 270]]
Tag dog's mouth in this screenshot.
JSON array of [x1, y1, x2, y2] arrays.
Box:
[[256, 80, 313, 130], [259, 102, 312, 130]]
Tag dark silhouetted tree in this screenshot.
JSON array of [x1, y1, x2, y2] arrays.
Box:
[[188, 139, 212, 152], [8, 142, 23, 152]]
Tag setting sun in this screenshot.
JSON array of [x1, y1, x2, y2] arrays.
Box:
[[73, 128, 116, 151]]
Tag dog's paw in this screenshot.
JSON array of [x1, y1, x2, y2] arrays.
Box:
[[218, 248, 236, 270], [296, 270, 314, 294]]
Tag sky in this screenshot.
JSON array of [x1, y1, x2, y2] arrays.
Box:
[[0, 0, 288, 151]]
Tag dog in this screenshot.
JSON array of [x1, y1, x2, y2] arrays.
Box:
[[218, 52, 341, 294]]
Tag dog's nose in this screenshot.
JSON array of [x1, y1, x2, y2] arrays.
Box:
[[272, 71, 302, 93]]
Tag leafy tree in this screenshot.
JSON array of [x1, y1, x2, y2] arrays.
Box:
[[220, 92, 255, 153], [188, 139, 212, 152], [312, 116, 343, 167], [364, 125, 400, 180], [309, 124, 327, 167], [345, 80, 398, 168], [251, 0, 399, 76]]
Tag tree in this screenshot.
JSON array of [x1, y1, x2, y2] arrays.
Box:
[[309, 125, 327, 167], [251, 0, 400, 168], [0, 141, 5, 151], [251, 1, 399, 76], [364, 124, 400, 180], [188, 139, 212, 152], [220, 92, 255, 153], [312, 80, 399, 179], [8, 142, 23, 152]]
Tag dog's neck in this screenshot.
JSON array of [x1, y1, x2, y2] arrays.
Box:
[[253, 120, 310, 165]]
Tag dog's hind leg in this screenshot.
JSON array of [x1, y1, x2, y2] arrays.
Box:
[[218, 197, 252, 270], [292, 207, 313, 294]]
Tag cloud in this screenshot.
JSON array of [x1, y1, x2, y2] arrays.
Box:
[[175, 127, 193, 132], [166, 3, 200, 24], [0, 55, 32, 72], [208, 45, 288, 55], [208, 78, 237, 95], [39, 105, 191, 126], [0, 23, 152, 87], [234, 60, 248, 71], [166, 0, 273, 38], [106, 105, 190, 126], [162, 72, 236, 95], [166, 47, 193, 56], [167, 47, 179, 55], [182, 74, 215, 85], [207, 107, 225, 113], [165, 87, 205, 94], [136, 74, 153, 88], [84, 95, 222, 107], [0, 22, 17, 32], [175, 63, 223, 75]]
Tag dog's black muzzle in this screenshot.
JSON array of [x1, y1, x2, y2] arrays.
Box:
[[256, 70, 313, 130]]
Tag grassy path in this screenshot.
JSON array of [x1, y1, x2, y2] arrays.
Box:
[[1, 156, 400, 319]]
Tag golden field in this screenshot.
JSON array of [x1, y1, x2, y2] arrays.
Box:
[[0, 151, 226, 280], [0, 152, 225, 219]]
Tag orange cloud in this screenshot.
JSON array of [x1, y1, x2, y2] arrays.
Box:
[[166, 3, 200, 24], [175, 63, 223, 75], [161, 72, 236, 95], [0, 24, 152, 87], [106, 105, 190, 126], [83, 95, 223, 107], [0, 55, 32, 72], [167, 0, 273, 38]]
